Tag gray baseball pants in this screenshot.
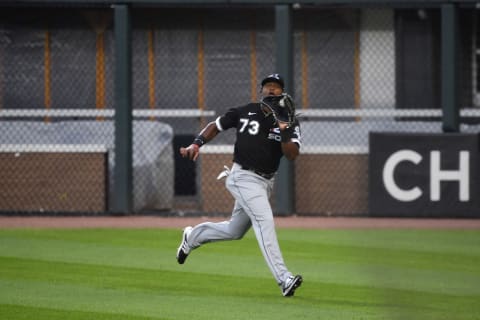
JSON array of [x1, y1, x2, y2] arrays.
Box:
[[186, 163, 292, 285]]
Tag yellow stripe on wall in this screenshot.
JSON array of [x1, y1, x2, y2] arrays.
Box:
[[197, 21, 206, 128], [353, 29, 361, 121], [95, 31, 106, 121], [250, 20, 258, 102], [354, 30, 361, 109], [197, 26, 205, 111], [44, 29, 51, 122], [301, 29, 309, 109], [0, 48, 3, 109], [148, 27, 156, 121]]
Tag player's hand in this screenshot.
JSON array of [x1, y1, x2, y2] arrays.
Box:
[[278, 121, 289, 131], [179, 144, 200, 161]]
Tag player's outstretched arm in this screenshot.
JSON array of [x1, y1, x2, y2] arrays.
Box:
[[179, 121, 220, 161]]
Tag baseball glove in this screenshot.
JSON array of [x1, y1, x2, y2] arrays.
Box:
[[260, 93, 296, 127]]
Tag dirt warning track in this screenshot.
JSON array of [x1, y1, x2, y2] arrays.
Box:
[[1, 216, 480, 229]]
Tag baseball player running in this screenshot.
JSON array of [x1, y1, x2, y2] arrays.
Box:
[[177, 74, 303, 297]]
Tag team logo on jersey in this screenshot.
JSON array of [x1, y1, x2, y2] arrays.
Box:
[[268, 127, 281, 142], [268, 133, 281, 142]]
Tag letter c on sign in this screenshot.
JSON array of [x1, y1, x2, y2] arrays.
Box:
[[383, 150, 422, 202]]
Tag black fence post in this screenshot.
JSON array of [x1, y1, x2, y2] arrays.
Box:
[[274, 4, 295, 215], [441, 3, 459, 133], [112, 4, 133, 214]]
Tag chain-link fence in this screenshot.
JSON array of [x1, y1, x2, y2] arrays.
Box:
[[0, 4, 479, 216]]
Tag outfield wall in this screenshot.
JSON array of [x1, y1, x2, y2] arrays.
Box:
[[1, 2, 479, 217], [199, 152, 368, 216]]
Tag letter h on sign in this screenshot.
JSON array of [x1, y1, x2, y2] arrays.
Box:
[[430, 151, 469, 201]]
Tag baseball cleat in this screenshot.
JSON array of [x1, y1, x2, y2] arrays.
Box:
[[282, 275, 303, 297], [176, 226, 193, 264]]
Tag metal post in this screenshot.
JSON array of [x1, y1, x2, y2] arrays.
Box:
[[441, 3, 459, 132], [274, 4, 294, 215], [112, 4, 133, 214]]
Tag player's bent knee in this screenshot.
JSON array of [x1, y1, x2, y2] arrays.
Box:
[[230, 233, 245, 240]]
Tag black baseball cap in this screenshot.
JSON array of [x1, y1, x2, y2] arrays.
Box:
[[261, 73, 284, 89]]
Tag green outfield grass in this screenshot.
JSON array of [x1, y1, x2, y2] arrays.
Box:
[[0, 227, 479, 320]]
